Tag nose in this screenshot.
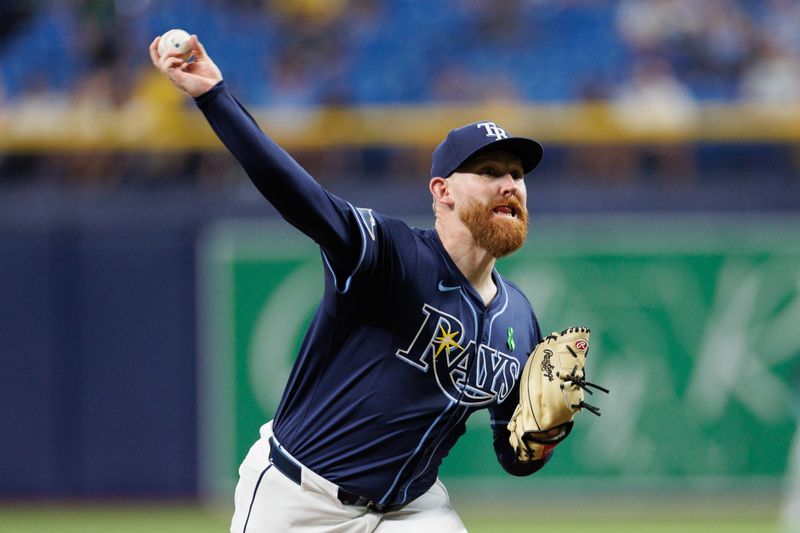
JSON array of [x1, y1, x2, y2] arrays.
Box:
[[498, 173, 518, 196]]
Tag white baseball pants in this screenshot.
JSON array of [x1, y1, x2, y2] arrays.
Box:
[[230, 421, 467, 533]]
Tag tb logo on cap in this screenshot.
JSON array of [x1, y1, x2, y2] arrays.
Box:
[[477, 122, 508, 140]]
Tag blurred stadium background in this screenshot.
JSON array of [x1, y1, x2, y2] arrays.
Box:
[[2, 0, 800, 531]]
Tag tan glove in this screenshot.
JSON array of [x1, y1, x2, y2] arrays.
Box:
[[507, 327, 608, 462]]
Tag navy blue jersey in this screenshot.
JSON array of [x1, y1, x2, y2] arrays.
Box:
[[196, 82, 548, 508]]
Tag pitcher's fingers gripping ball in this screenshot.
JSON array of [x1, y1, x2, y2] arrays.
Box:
[[149, 32, 222, 98], [157, 28, 193, 61], [508, 326, 610, 462]]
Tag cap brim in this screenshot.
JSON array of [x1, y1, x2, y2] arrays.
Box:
[[468, 137, 543, 175]]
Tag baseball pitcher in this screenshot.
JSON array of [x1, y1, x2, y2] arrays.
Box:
[[150, 34, 606, 532]]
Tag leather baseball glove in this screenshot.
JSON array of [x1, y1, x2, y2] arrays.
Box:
[[507, 326, 608, 462]]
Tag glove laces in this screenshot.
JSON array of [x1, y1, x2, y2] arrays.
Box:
[[558, 364, 610, 416]]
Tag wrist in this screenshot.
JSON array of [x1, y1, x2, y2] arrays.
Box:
[[193, 80, 225, 104]]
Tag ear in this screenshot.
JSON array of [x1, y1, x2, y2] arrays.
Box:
[[429, 176, 455, 207]]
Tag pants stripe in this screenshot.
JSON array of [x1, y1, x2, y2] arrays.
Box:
[[242, 464, 272, 533]]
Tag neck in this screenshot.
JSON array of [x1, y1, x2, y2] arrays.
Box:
[[435, 219, 497, 306]]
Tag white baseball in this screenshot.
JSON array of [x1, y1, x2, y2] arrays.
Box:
[[157, 29, 192, 60]]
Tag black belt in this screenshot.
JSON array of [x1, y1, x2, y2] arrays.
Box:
[[268, 437, 404, 514]]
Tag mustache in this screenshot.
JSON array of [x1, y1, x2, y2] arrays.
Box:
[[489, 195, 526, 214]]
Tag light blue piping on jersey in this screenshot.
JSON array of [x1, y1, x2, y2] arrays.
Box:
[[486, 273, 509, 346], [407, 286, 491, 499], [487, 277, 513, 428], [400, 404, 470, 504], [378, 399, 457, 505], [380, 287, 480, 506], [463, 286, 479, 343], [320, 201, 369, 295], [390, 287, 481, 505], [460, 286, 479, 400]]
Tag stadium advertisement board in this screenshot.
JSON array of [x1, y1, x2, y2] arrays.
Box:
[[198, 214, 800, 496]]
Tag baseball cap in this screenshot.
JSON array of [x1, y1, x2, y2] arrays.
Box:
[[431, 121, 543, 178]]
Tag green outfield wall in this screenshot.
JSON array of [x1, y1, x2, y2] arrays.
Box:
[[198, 214, 800, 497]]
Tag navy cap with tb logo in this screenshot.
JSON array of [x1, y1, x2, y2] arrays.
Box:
[[430, 121, 543, 179]]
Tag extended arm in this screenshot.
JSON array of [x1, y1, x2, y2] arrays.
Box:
[[149, 35, 359, 276]]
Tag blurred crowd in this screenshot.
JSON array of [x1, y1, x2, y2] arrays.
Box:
[[1, 0, 800, 191]]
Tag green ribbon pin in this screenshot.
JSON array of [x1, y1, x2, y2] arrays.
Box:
[[507, 327, 515, 351]]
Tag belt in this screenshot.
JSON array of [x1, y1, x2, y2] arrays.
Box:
[[268, 437, 404, 514]]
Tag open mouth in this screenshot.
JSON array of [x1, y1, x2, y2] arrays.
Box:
[[493, 205, 517, 218]]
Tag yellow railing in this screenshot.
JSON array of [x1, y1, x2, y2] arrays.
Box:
[[2, 100, 799, 152]]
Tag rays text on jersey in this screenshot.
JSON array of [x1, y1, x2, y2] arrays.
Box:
[[396, 304, 521, 406]]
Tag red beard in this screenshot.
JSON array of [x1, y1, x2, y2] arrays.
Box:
[[459, 195, 528, 258]]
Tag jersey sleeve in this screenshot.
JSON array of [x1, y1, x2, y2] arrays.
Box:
[[324, 210, 414, 299], [490, 395, 551, 476], [194, 81, 361, 282]]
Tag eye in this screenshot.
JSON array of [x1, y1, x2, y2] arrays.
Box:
[[480, 166, 499, 177]]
